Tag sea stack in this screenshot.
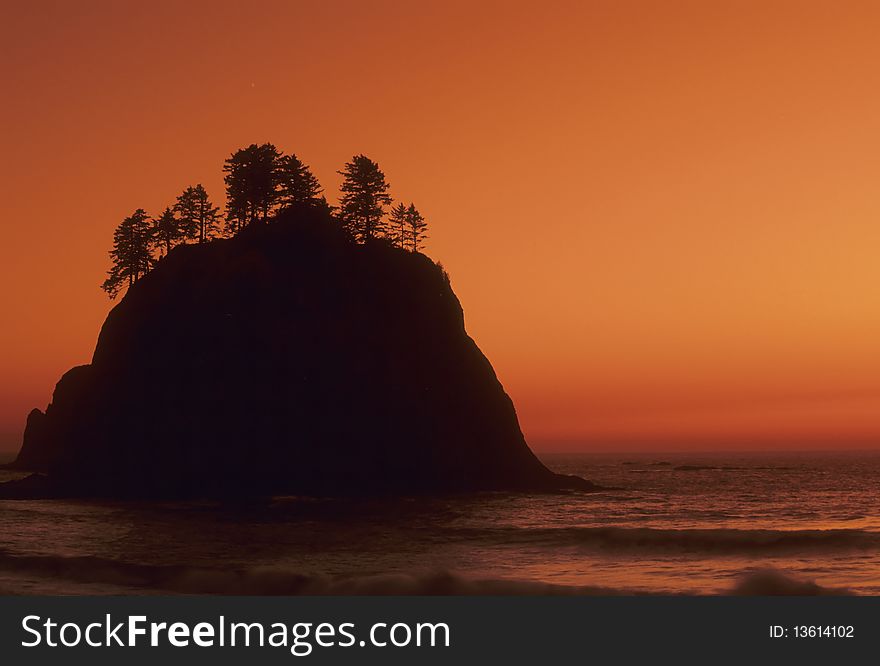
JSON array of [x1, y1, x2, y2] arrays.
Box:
[[5, 205, 595, 498]]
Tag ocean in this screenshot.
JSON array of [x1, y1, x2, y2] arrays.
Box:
[[1, 451, 878, 595]]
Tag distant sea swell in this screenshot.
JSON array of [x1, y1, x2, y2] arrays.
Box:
[[0, 548, 850, 596], [449, 526, 880, 554]]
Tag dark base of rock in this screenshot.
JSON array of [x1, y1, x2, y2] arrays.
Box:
[[0, 474, 59, 500], [0, 472, 603, 501]]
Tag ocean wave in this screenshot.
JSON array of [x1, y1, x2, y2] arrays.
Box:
[[672, 465, 797, 472], [728, 569, 850, 596], [458, 526, 880, 554], [0, 550, 613, 595], [0, 549, 849, 596]]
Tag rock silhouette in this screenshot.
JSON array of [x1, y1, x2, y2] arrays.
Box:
[[5, 205, 595, 498]]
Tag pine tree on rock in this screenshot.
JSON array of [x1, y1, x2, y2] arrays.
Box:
[[388, 202, 408, 249], [175, 184, 220, 243], [223, 143, 282, 234], [152, 207, 182, 257], [406, 203, 428, 252], [277, 154, 323, 208], [337, 155, 392, 243], [101, 208, 155, 299]]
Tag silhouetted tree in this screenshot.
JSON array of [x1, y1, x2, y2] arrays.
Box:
[[277, 154, 323, 208], [337, 155, 392, 243], [406, 203, 428, 252], [101, 209, 154, 299], [388, 202, 408, 249], [152, 207, 182, 257], [223, 143, 282, 233], [175, 184, 220, 243]]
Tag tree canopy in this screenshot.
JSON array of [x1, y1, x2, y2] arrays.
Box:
[[405, 203, 428, 252], [152, 207, 182, 257], [102, 144, 431, 299], [101, 208, 154, 299], [388, 202, 409, 249], [175, 184, 220, 243], [337, 155, 393, 243], [223, 143, 282, 232], [277, 153, 324, 208]]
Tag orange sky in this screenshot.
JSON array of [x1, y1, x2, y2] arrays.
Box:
[[3, 0, 880, 451]]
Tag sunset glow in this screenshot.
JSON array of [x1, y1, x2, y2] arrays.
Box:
[[3, 0, 880, 450]]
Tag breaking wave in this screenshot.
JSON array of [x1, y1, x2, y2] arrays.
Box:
[[0, 548, 850, 596]]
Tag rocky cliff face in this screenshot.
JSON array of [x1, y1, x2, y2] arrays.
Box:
[[7, 206, 594, 498]]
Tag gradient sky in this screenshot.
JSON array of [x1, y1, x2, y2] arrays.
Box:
[[3, 0, 880, 451]]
